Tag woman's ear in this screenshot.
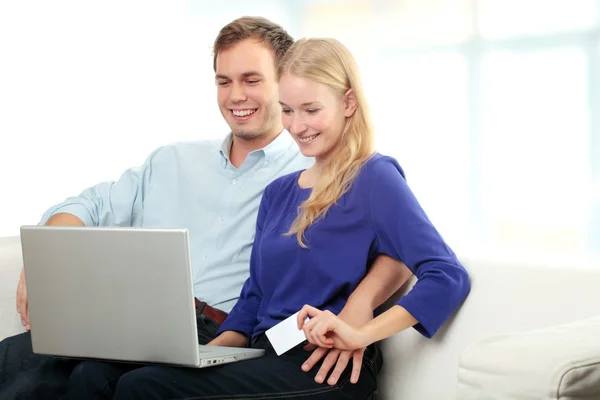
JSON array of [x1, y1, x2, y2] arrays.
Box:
[[343, 89, 358, 117]]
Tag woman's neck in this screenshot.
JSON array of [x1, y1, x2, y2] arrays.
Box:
[[299, 160, 327, 189], [298, 166, 318, 189]]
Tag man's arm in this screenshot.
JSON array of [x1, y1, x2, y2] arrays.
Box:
[[209, 256, 412, 352], [45, 212, 85, 226], [342, 254, 413, 321], [304, 254, 412, 385], [17, 213, 85, 329], [37, 154, 156, 227], [17, 148, 160, 329]]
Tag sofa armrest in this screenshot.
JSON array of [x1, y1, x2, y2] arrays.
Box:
[[457, 316, 600, 399], [0, 236, 26, 340]]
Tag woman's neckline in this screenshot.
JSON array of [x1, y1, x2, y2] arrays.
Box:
[[296, 170, 313, 191]]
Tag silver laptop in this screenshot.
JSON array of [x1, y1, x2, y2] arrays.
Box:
[[20, 225, 264, 368]]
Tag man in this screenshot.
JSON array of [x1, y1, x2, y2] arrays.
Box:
[[0, 16, 410, 400]]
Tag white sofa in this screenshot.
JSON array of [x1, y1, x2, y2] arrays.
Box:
[[1, 235, 600, 399]]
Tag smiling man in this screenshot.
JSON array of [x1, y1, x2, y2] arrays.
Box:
[[213, 25, 289, 167]]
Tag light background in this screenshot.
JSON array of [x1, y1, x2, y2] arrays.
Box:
[[1, 0, 599, 265]]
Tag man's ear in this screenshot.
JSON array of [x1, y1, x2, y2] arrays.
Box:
[[343, 89, 358, 117]]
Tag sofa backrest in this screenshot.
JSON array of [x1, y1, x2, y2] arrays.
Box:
[[377, 256, 600, 399]]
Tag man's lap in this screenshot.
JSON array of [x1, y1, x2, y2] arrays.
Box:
[[68, 360, 138, 400], [0, 312, 222, 400], [112, 339, 381, 400], [0, 331, 50, 385], [0, 352, 78, 399], [0, 319, 381, 400]]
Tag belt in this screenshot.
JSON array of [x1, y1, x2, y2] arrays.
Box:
[[194, 298, 228, 325]]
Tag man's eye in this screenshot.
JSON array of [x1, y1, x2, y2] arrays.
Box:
[[282, 109, 292, 114], [216, 81, 229, 86], [306, 109, 319, 114], [247, 80, 260, 84]]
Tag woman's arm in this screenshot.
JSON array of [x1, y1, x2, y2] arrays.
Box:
[[299, 157, 470, 348], [366, 157, 471, 338], [298, 304, 417, 350], [360, 305, 417, 345]]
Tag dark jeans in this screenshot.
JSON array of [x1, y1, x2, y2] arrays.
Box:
[[0, 331, 75, 399], [77, 335, 382, 400], [0, 313, 221, 400], [0, 330, 50, 385], [1, 317, 382, 400]]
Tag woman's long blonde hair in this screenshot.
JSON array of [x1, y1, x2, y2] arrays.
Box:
[[278, 38, 376, 247]]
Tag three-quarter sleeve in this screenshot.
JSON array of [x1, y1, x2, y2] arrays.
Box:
[[367, 157, 471, 338]]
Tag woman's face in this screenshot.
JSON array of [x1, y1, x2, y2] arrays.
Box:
[[278, 73, 355, 163]]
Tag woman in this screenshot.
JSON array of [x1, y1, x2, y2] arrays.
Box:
[[108, 38, 470, 400], [276, 38, 471, 354]]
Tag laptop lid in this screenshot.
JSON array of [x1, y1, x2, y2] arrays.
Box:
[[20, 225, 201, 366]]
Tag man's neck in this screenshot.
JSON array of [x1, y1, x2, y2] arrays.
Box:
[[229, 128, 283, 168]]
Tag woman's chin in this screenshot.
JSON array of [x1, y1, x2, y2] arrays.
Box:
[[299, 149, 320, 159]]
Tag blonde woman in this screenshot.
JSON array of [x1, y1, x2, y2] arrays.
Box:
[[107, 38, 470, 400]]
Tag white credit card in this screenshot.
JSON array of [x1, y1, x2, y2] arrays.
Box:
[[265, 311, 309, 356]]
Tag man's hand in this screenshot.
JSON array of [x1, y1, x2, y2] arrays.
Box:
[[16, 267, 30, 330], [301, 303, 373, 385], [302, 345, 365, 385]]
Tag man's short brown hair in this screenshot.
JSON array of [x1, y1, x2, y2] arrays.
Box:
[[212, 16, 294, 71]]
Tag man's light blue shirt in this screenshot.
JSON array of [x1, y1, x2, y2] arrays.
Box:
[[39, 132, 313, 312]]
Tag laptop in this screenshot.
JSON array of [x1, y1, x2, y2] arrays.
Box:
[[19, 225, 264, 368]]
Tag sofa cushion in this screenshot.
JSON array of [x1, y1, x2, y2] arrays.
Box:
[[457, 316, 600, 399]]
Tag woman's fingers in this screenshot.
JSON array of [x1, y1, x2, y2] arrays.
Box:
[[297, 304, 321, 329]]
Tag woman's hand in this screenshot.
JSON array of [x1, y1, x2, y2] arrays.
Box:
[[301, 301, 372, 385], [297, 305, 371, 351]]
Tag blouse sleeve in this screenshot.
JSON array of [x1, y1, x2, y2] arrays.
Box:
[[367, 157, 471, 338]]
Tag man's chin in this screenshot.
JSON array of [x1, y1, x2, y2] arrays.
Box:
[[232, 130, 262, 140]]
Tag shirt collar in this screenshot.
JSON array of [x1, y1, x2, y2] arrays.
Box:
[[218, 130, 295, 163], [261, 129, 295, 160], [219, 133, 234, 160]]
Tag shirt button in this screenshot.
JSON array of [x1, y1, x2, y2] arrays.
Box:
[[232, 178, 238, 185], [203, 255, 208, 260]]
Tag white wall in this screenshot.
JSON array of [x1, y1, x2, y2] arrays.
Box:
[[1, 0, 599, 264]]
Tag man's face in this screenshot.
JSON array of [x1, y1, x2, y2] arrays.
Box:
[[215, 39, 282, 140]]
